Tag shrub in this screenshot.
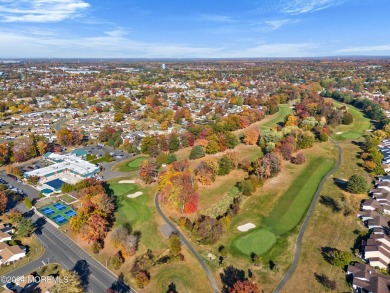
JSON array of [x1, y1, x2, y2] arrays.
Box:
[[189, 145, 205, 160], [111, 251, 125, 270], [314, 273, 337, 290], [342, 112, 354, 125], [346, 174, 368, 194], [291, 153, 306, 164]]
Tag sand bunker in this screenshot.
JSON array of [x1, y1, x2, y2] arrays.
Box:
[[127, 191, 143, 198], [335, 132, 343, 134], [237, 223, 256, 232], [119, 180, 135, 184]]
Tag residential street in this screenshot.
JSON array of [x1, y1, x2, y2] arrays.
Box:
[[1, 204, 135, 293]]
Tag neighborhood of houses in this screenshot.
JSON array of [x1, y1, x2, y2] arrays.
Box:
[[0, 223, 26, 266], [349, 138, 390, 291]]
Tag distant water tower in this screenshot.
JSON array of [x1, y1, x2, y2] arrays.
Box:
[[162, 63, 166, 70]]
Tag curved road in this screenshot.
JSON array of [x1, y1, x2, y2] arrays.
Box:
[[154, 195, 220, 293], [273, 139, 342, 293]]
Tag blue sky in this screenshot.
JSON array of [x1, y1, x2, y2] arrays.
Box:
[[0, 0, 389, 58]]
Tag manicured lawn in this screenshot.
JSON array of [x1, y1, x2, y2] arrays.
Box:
[[232, 154, 336, 256], [262, 157, 335, 235], [0, 236, 44, 276], [60, 194, 76, 204], [108, 180, 151, 226], [259, 104, 293, 131], [114, 156, 148, 172], [233, 229, 276, 256], [234, 104, 292, 137], [281, 141, 368, 292], [331, 100, 371, 140]]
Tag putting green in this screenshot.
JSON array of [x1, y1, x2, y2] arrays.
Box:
[[234, 229, 277, 256], [108, 181, 151, 226], [332, 100, 371, 140]]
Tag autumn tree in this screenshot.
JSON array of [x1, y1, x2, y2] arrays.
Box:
[[192, 215, 224, 244], [82, 214, 108, 243], [57, 129, 82, 147], [52, 269, 84, 293], [12, 137, 35, 162], [243, 128, 259, 145], [253, 152, 281, 179], [0, 143, 10, 165], [195, 158, 218, 185], [111, 251, 125, 270], [5, 209, 22, 223], [136, 271, 150, 289], [37, 140, 48, 156], [139, 158, 158, 184], [158, 160, 199, 214], [229, 280, 260, 293], [0, 191, 7, 215]]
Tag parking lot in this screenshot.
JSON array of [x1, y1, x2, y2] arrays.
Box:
[[83, 145, 134, 161]]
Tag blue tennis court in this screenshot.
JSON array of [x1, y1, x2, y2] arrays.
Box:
[[53, 203, 66, 211], [41, 207, 55, 216], [65, 210, 76, 217], [52, 215, 68, 224]]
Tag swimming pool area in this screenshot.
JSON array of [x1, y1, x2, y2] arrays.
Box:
[[38, 202, 77, 226]]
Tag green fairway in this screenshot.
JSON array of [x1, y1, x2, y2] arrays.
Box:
[[259, 104, 293, 131], [332, 100, 371, 140], [262, 157, 335, 235], [233, 229, 276, 256], [108, 180, 151, 226], [115, 156, 147, 172], [233, 155, 335, 256]]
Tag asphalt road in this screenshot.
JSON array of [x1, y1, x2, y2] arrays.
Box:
[[272, 140, 342, 293], [1, 204, 135, 293], [154, 194, 220, 293]]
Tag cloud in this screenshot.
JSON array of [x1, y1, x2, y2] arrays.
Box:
[[0, 0, 90, 22], [0, 29, 224, 58], [282, 0, 340, 15], [337, 45, 390, 53], [235, 42, 319, 57], [263, 19, 299, 30], [197, 14, 237, 23]]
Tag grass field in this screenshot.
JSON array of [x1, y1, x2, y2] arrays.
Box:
[[231, 156, 335, 256], [234, 104, 293, 137], [331, 100, 371, 140], [60, 194, 76, 204], [233, 229, 277, 256], [281, 141, 368, 292], [108, 179, 152, 226], [262, 157, 335, 235], [147, 250, 213, 293], [113, 156, 148, 172]]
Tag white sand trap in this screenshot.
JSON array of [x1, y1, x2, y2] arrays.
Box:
[[237, 223, 256, 232], [119, 180, 135, 184], [127, 191, 143, 198], [336, 132, 343, 134]]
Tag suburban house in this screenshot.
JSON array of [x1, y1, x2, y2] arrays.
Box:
[[0, 223, 13, 242], [364, 234, 390, 269], [347, 262, 390, 293], [0, 242, 26, 265]]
